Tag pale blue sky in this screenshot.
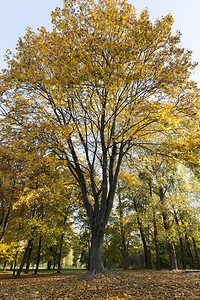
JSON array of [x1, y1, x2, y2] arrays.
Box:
[[0, 0, 199, 85]]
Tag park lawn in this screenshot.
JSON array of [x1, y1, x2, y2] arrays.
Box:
[[0, 270, 199, 299]]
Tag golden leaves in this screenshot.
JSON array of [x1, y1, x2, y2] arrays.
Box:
[[1, 0, 197, 151]]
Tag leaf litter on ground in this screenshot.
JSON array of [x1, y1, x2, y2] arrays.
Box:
[[0, 270, 200, 299]]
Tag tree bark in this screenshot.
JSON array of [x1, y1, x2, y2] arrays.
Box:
[[159, 187, 178, 270], [89, 225, 105, 276], [15, 204, 36, 277], [118, 189, 129, 270], [168, 242, 178, 270], [179, 236, 187, 270], [173, 210, 186, 269], [24, 241, 33, 274], [163, 218, 178, 270], [185, 233, 195, 269], [133, 197, 151, 269], [34, 236, 42, 274], [192, 237, 200, 269], [149, 179, 161, 270], [153, 208, 161, 270], [13, 249, 19, 277], [0, 205, 12, 241], [0, 180, 15, 241], [47, 261, 52, 271], [53, 260, 57, 271], [3, 261, 7, 271], [57, 233, 64, 273], [0, 204, 4, 229], [15, 239, 33, 278]]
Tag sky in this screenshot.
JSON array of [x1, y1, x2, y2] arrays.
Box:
[[0, 0, 199, 85]]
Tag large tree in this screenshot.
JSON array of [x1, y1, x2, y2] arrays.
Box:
[[0, 0, 199, 275]]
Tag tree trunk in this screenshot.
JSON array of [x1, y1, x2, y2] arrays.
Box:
[[0, 179, 15, 241], [173, 210, 186, 269], [133, 197, 151, 269], [10, 264, 13, 271], [53, 260, 57, 270], [13, 249, 19, 277], [139, 224, 151, 269], [192, 237, 200, 269], [0, 206, 4, 230], [148, 179, 160, 270], [168, 242, 178, 270], [87, 239, 90, 271], [89, 226, 105, 276], [185, 234, 195, 269], [57, 233, 64, 273], [179, 236, 187, 270], [159, 187, 178, 270], [47, 261, 52, 271], [153, 208, 161, 270], [0, 205, 12, 241], [15, 239, 33, 278], [15, 204, 36, 278], [24, 241, 33, 274], [3, 261, 7, 271], [138, 222, 151, 268], [118, 190, 129, 270], [162, 212, 178, 270], [35, 236, 42, 275]]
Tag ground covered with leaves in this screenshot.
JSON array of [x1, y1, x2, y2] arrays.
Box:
[[0, 270, 200, 299]]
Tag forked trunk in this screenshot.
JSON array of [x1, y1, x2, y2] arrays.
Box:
[[15, 238, 33, 278], [89, 227, 105, 276]]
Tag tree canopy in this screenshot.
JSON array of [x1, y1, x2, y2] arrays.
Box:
[[0, 0, 200, 276]]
